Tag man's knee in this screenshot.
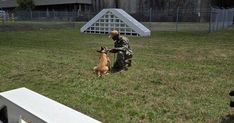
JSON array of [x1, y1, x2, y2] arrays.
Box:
[[117, 51, 124, 57], [117, 51, 125, 61]]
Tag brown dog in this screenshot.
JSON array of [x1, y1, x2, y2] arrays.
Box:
[[93, 47, 110, 77]]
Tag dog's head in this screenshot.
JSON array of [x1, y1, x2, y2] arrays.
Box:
[[97, 46, 108, 54]]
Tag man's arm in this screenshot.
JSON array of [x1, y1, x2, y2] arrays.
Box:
[[109, 40, 129, 53], [109, 47, 124, 53]]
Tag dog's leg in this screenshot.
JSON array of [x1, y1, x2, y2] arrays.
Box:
[[93, 66, 97, 72], [97, 71, 101, 77], [103, 66, 109, 75]]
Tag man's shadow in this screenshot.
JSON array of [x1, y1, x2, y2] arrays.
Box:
[[220, 114, 234, 123]]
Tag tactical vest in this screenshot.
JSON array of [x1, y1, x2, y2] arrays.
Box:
[[114, 36, 133, 57]]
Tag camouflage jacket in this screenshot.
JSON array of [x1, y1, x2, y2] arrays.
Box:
[[113, 36, 133, 56]]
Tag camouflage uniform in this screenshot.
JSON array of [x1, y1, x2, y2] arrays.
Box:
[[110, 36, 133, 71]]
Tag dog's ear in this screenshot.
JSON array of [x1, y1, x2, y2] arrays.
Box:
[[97, 47, 103, 53], [101, 46, 104, 50]]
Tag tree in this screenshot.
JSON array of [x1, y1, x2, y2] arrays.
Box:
[[147, 0, 169, 10], [16, 0, 35, 10], [175, 0, 188, 8], [115, 0, 119, 8]]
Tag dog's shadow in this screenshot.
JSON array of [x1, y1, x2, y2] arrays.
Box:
[[220, 114, 234, 123]]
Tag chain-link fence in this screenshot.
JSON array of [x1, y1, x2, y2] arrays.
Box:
[[13, 10, 96, 21], [210, 8, 234, 32], [0, 8, 233, 32], [141, 8, 234, 32], [0, 10, 7, 24]]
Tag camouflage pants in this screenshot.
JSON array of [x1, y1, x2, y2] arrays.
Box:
[[112, 51, 132, 70]]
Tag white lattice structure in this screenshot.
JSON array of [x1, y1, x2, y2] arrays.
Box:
[[81, 9, 150, 36]]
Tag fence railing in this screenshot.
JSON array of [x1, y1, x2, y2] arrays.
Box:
[[0, 8, 233, 32]]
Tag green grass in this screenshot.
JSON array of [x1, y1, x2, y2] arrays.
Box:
[[0, 27, 234, 123]]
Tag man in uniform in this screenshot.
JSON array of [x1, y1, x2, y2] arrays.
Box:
[[108, 30, 133, 72]]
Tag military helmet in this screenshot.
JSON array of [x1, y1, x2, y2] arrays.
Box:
[[109, 30, 119, 38]]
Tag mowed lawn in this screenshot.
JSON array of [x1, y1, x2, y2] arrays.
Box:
[[0, 27, 234, 123]]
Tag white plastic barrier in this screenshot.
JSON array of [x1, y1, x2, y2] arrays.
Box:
[[0, 87, 101, 123]]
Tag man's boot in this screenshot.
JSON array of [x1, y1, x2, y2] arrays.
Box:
[[111, 59, 125, 73], [230, 99, 234, 107], [125, 59, 132, 67], [230, 90, 234, 107], [229, 90, 234, 96]]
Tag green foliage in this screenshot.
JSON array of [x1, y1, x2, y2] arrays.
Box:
[[16, 0, 35, 10], [0, 26, 234, 122]]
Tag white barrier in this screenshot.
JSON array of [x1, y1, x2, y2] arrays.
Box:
[[0, 87, 101, 123]]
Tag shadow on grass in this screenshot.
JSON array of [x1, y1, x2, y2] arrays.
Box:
[[220, 114, 234, 123]]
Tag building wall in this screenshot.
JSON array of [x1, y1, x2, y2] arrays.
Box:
[[92, 0, 210, 13], [118, 0, 140, 14], [0, 0, 210, 13], [93, 0, 147, 14], [0, 0, 92, 12]]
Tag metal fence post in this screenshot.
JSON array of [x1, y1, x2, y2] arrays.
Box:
[[176, 7, 179, 32], [149, 8, 152, 31], [209, 7, 212, 32], [30, 10, 33, 21], [215, 8, 219, 31], [222, 9, 225, 30], [53, 10, 55, 20], [232, 8, 234, 26]]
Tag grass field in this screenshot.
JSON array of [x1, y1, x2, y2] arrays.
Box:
[[0, 26, 234, 123]]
